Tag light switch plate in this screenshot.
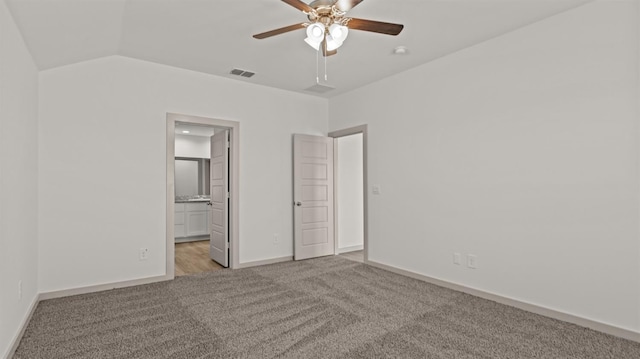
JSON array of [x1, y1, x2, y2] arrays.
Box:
[[467, 254, 477, 269], [372, 185, 381, 195]]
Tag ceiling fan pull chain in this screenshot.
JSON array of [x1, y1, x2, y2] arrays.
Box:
[[316, 45, 320, 84], [324, 51, 328, 82]]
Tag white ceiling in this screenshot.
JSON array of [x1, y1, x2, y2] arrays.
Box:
[[6, 0, 590, 98], [175, 122, 217, 137]]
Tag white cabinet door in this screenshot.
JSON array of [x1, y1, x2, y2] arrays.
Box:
[[176, 202, 209, 239], [186, 211, 208, 236], [174, 223, 186, 238], [174, 204, 186, 238]]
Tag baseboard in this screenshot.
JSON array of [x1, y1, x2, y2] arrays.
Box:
[[39, 275, 171, 301], [174, 236, 209, 244], [235, 256, 293, 269], [4, 293, 40, 359], [367, 260, 640, 343], [337, 245, 364, 254]]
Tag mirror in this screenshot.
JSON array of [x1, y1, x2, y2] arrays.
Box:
[[175, 157, 210, 197]]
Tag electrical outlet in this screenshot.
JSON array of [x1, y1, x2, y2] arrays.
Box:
[[467, 254, 477, 269], [18, 280, 22, 301], [453, 253, 461, 265], [273, 233, 280, 244], [139, 248, 149, 261], [372, 185, 381, 195]]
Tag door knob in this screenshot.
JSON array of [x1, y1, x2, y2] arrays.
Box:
[[295, 202, 302, 206]]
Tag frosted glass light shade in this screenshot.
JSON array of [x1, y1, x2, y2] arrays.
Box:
[[305, 23, 325, 51], [304, 37, 321, 50], [325, 35, 341, 51], [306, 23, 325, 42], [329, 24, 349, 43]]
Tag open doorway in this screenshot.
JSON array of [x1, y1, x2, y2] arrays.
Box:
[[334, 133, 364, 263], [330, 125, 367, 263], [174, 123, 221, 276], [291, 126, 368, 263], [166, 113, 240, 279]]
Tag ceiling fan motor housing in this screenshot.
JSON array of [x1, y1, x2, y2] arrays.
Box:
[[307, 0, 347, 27]]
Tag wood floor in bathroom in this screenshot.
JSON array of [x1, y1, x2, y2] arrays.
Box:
[[175, 242, 363, 277], [175, 240, 224, 276]]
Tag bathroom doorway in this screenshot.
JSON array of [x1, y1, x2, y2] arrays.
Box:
[[166, 113, 240, 278]]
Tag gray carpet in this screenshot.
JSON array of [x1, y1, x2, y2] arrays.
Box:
[[14, 256, 640, 358]]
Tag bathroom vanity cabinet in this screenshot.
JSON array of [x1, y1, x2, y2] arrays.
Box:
[[175, 201, 209, 241]]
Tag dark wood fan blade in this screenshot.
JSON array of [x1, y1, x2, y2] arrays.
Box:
[[281, 0, 314, 13], [335, 0, 364, 12], [347, 18, 404, 35], [253, 23, 306, 39]]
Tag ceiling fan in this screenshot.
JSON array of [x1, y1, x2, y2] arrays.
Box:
[[253, 0, 404, 56]]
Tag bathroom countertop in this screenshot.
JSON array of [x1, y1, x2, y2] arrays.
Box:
[[175, 199, 210, 203]]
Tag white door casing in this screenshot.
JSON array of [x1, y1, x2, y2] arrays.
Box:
[[210, 130, 229, 267], [293, 134, 335, 260]]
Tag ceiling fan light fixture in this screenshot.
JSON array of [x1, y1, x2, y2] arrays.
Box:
[[325, 34, 342, 51], [328, 23, 348, 43], [253, 0, 405, 58], [305, 22, 326, 51], [304, 37, 322, 50], [306, 23, 325, 41]]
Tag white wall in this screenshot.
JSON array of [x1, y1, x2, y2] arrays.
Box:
[[0, 0, 39, 357], [175, 133, 210, 158], [337, 133, 363, 251], [38, 56, 327, 293], [329, 1, 640, 332]]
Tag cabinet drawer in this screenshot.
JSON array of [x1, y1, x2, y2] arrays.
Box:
[[175, 203, 185, 212], [185, 202, 208, 212]]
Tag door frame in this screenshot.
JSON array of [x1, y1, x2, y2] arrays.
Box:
[[166, 113, 240, 277], [329, 125, 368, 263]]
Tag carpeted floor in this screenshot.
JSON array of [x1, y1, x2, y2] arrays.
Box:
[[14, 256, 640, 358]]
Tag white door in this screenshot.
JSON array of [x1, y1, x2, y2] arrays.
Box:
[[209, 130, 229, 267], [293, 134, 335, 260]]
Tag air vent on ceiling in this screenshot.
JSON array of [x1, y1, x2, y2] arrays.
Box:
[[230, 68, 255, 78], [304, 83, 335, 94]]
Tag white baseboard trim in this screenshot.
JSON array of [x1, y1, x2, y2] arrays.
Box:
[[235, 256, 293, 269], [4, 293, 40, 359], [337, 245, 364, 254], [367, 260, 640, 343], [39, 275, 171, 301]]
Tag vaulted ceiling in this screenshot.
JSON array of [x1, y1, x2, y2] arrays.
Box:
[[6, 0, 590, 97]]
